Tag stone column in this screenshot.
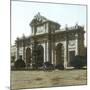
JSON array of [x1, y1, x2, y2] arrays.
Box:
[[22, 35, 26, 62], [52, 43, 55, 65], [30, 44, 33, 68], [64, 42, 68, 68], [48, 39, 52, 63], [52, 34, 55, 65], [23, 45, 25, 61], [75, 34, 79, 55], [51, 48, 53, 64], [65, 26, 69, 67], [43, 42, 46, 62], [51, 41, 54, 64], [44, 41, 47, 62], [31, 41, 35, 64], [47, 42, 49, 62], [54, 47, 56, 65]]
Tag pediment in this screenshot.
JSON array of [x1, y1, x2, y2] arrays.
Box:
[[30, 12, 47, 26]]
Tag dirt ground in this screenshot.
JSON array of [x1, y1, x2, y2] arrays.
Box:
[[11, 69, 87, 90]]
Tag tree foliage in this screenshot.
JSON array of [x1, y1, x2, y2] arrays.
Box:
[[14, 59, 26, 69]]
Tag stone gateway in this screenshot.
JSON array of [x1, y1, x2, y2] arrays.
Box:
[[11, 13, 85, 69]]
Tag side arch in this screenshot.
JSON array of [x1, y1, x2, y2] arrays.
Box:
[[34, 45, 44, 67], [55, 43, 64, 66]]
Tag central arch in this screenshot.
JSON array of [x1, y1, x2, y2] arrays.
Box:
[[56, 43, 64, 66], [35, 45, 44, 67]]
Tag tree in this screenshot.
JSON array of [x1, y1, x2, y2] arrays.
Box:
[[14, 56, 26, 69]]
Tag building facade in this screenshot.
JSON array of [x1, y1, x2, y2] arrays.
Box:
[[12, 13, 85, 68]]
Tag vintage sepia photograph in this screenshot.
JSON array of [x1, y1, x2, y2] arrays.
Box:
[[11, 0, 87, 89]]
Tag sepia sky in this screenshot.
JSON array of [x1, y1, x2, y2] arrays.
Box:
[[11, 1, 87, 45]]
